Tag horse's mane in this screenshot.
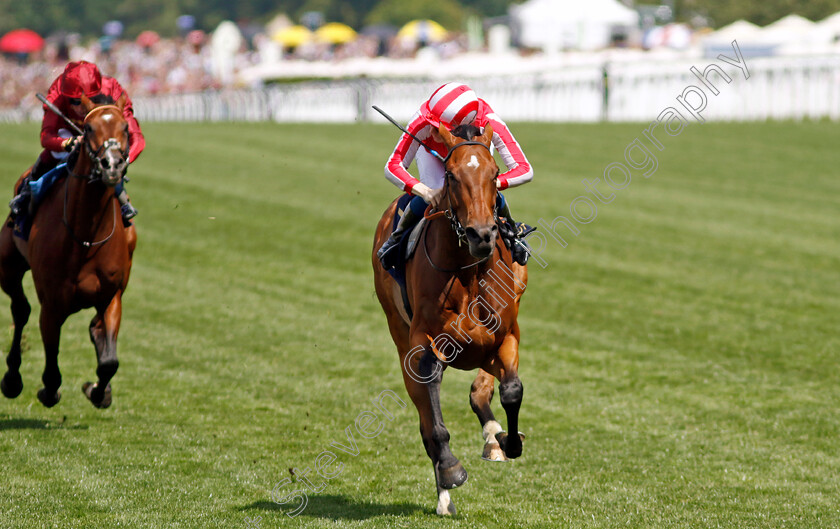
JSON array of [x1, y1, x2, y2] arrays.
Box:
[[450, 124, 482, 141]]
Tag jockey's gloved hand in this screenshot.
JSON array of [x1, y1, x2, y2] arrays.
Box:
[[414, 183, 443, 209], [61, 135, 81, 152]]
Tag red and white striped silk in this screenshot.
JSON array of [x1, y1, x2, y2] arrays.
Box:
[[384, 98, 533, 193]]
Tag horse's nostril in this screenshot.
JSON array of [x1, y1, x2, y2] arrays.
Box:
[[465, 227, 480, 241]]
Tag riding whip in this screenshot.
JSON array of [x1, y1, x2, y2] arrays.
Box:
[[371, 105, 444, 162], [36, 93, 84, 136]]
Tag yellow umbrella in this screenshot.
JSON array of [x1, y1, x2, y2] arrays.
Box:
[[397, 19, 447, 42], [271, 25, 313, 47], [315, 22, 358, 44]]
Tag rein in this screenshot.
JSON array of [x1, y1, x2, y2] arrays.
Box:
[[61, 176, 118, 248], [422, 221, 492, 273]]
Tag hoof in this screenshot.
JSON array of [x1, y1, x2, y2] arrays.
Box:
[[1, 372, 23, 399], [82, 382, 112, 409], [495, 431, 525, 459], [481, 441, 508, 462], [437, 461, 468, 489], [37, 388, 61, 408]]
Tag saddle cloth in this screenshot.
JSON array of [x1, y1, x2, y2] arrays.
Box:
[[12, 163, 68, 240]]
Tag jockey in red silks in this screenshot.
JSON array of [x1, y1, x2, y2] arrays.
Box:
[[9, 60, 145, 224], [377, 82, 534, 266]]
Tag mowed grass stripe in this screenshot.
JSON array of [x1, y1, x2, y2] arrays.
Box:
[[0, 120, 837, 528]]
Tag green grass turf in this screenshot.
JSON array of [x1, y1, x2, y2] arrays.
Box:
[[0, 119, 838, 528]]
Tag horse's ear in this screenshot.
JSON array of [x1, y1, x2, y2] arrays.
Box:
[[80, 94, 95, 114], [438, 123, 457, 148], [116, 92, 127, 112], [480, 123, 494, 147]]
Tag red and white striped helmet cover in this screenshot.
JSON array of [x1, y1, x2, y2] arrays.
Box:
[[421, 82, 479, 128]]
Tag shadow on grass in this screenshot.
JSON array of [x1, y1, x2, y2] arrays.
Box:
[[0, 416, 89, 431], [241, 495, 429, 520]]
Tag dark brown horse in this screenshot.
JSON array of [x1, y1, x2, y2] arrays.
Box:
[[0, 94, 137, 409], [373, 123, 528, 515]]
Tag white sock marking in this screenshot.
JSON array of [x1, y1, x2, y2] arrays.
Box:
[[483, 420, 503, 443], [436, 489, 453, 515]]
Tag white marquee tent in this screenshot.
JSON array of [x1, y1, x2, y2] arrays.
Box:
[[510, 0, 639, 52], [703, 13, 840, 56], [703, 19, 761, 45]]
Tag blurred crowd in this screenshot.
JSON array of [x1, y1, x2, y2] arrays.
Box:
[[0, 29, 467, 110], [0, 35, 219, 110]]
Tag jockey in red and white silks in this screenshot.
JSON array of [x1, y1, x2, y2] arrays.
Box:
[[378, 82, 534, 266], [385, 82, 532, 199]]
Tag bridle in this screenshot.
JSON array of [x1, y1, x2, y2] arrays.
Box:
[[69, 105, 130, 184], [423, 139, 500, 272], [62, 104, 128, 248]]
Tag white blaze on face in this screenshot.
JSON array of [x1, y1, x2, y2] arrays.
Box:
[[467, 155, 479, 169], [102, 113, 113, 122]]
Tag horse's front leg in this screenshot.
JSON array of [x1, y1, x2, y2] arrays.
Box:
[[400, 338, 467, 515], [470, 368, 508, 461], [37, 308, 66, 407], [420, 345, 467, 487], [487, 331, 524, 459], [83, 292, 121, 409]]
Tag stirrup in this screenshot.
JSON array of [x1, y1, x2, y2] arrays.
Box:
[[510, 222, 536, 266], [120, 203, 137, 228], [120, 203, 138, 221], [377, 237, 398, 260]]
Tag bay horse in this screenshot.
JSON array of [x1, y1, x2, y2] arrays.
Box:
[[372, 123, 528, 515], [0, 93, 137, 409]]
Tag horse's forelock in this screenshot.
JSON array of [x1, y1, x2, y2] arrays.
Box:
[[450, 124, 482, 141], [90, 94, 115, 105]]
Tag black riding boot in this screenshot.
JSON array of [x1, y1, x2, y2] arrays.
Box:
[[377, 206, 421, 268], [497, 199, 535, 266]]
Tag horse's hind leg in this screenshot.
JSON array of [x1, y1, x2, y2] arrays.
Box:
[[470, 369, 507, 461], [0, 229, 30, 399], [83, 293, 121, 408]]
